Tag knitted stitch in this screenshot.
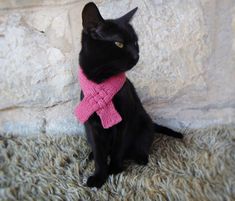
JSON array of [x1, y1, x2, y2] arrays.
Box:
[[74, 68, 126, 129]]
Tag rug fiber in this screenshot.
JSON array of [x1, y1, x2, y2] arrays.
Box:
[[0, 127, 235, 201]]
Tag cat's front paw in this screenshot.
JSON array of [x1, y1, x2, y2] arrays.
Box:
[[86, 175, 106, 188]]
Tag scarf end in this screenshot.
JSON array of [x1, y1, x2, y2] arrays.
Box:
[[99, 111, 122, 129], [74, 104, 92, 124]]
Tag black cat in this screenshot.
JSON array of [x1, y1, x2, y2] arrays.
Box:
[[79, 2, 183, 188]]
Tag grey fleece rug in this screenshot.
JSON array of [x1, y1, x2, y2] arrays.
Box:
[[0, 127, 235, 201]]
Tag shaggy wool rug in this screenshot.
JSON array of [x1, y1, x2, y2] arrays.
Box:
[[0, 127, 234, 201]]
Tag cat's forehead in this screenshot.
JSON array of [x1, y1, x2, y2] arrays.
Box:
[[105, 20, 138, 42]]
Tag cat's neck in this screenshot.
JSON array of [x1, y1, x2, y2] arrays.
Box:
[[79, 54, 118, 84], [79, 62, 123, 84]]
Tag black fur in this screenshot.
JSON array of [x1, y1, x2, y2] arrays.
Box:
[[79, 2, 183, 188]]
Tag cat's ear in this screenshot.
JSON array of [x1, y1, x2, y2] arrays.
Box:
[[117, 7, 138, 24], [82, 2, 104, 33]]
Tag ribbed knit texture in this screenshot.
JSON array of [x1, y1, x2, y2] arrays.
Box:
[[74, 68, 126, 128]]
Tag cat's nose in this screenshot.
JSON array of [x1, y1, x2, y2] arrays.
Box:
[[133, 54, 139, 61]]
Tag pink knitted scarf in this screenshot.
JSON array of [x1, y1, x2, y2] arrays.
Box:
[[74, 68, 126, 129]]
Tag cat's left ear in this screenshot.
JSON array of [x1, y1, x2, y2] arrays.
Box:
[[82, 2, 104, 33], [117, 7, 138, 24]]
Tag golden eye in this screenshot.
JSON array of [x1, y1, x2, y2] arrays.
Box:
[[115, 41, 124, 48]]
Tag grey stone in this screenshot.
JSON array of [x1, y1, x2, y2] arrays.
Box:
[[0, 0, 234, 135]]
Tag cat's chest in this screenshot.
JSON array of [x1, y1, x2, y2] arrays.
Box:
[[80, 79, 136, 124]]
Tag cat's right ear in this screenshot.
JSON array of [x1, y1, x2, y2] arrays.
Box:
[[82, 2, 104, 34]]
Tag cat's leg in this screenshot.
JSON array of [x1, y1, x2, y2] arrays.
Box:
[[133, 144, 149, 165], [109, 149, 125, 175], [84, 124, 94, 161], [109, 130, 125, 175], [132, 125, 154, 166], [86, 127, 109, 188], [88, 151, 93, 160], [87, 144, 108, 188], [124, 143, 149, 165], [134, 152, 149, 165]]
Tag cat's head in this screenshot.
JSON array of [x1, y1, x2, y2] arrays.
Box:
[[79, 2, 139, 83]]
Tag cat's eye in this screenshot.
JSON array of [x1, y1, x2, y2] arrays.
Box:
[[115, 41, 124, 48]]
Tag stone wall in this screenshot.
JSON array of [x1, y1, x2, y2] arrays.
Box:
[[0, 0, 234, 135]]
